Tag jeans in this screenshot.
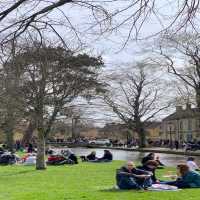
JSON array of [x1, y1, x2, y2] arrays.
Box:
[[90, 159, 112, 163], [160, 180, 190, 188], [116, 174, 152, 190]]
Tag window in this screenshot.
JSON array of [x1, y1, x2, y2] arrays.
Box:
[[179, 121, 183, 130], [196, 119, 200, 129], [188, 119, 192, 130]]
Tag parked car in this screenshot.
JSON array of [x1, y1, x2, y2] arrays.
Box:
[[88, 139, 111, 146]]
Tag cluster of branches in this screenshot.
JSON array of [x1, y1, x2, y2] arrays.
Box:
[[152, 32, 200, 109], [0, 0, 200, 48]]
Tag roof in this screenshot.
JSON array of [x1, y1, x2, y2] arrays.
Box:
[[144, 121, 161, 129], [163, 107, 200, 121], [100, 121, 161, 131]]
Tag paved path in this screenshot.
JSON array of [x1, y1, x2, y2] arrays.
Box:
[[48, 142, 200, 156], [88, 146, 200, 156]]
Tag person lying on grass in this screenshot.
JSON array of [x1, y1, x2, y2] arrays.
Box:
[[80, 151, 97, 162], [116, 161, 152, 190], [162, 164, 200, 188]]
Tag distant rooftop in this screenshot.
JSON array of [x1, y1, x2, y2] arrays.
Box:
[[163, 104, 200, 121]]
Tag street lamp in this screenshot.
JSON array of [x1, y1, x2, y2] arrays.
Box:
[[168, 122, 173, 149]]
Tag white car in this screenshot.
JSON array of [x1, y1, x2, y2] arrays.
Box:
[[88, 139, 111, 146]]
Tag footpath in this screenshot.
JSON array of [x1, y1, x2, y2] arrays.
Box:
[[47, 142, 200, 156], [88, 146, 200, 156]]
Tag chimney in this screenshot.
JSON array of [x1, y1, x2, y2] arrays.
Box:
[[176, 106, 182, 112]]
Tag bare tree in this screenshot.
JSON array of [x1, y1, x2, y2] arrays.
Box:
[[0, 1, 200, 48], [173, 79, 196, 106], [104, 62, 169, 147], [157, 32, 200, 109], [0, 0, 110, 47]]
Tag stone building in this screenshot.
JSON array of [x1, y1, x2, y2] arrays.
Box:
[[99, 123, 129, 141], [99, 122, 162, 141], [162, 104, 200, 142], [145, 121, 162, 141]]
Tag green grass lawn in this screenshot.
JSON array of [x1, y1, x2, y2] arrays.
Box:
[[0, 160, 199, 200]]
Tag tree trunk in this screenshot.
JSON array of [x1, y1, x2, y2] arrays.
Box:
[[134, 119, 146, 148], [196, 88, 200, 110], [5, 127, 14, 152], [36, 128, 46, 170], [22, 119, 36, 147], [135, 121, 146, 148], [138, 128, 146, 148], [3, 114, 15, 152]]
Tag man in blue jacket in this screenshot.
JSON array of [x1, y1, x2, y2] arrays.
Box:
[[116, 161, 152, 189]]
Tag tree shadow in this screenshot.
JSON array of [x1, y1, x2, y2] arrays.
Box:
[[99, 188, 142, 193], [0, 169, 36, 177]]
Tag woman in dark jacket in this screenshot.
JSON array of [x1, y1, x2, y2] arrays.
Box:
[[87, 151, 96, 161], [81, 151, 97, 162], [98, 150, 113, 161], [141, 153, 155, 165], [137, 160, 159, 183]]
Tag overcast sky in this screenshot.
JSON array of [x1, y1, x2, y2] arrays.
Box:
[[46, 1, 186, 127], [1, 1, 196, 127]]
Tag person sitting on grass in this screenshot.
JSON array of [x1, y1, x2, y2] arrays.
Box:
[[80, 151, 97, 162], [137, 160, 160, 183], [23, 153, 36, 165], [61, 149, 78, 164], [187, 157, 199, 171], [155, 156, 165, 169], [97, 150, 113, 162], [116, 161, 152, 190], [141, 153, 155, 165], [91, 150, 113, 162], [162, 164, 200, 188]]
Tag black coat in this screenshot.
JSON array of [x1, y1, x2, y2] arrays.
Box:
[[137, 165, 157, 182], [86, 154, 96, 161]]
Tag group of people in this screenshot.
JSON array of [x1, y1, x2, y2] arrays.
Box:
[[19, 149, 113, 165], [80, 150, 113, 162], [116, 153, 200, 190], [2, 143, 200, 191]]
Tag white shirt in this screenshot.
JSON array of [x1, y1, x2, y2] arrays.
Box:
[[24, 156, 36, 165], [187, 161, 199, 171]]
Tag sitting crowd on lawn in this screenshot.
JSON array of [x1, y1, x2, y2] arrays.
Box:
[[116, 153, 200, 190], [80, 150, 113, 162], [1, 143, 200, 191]]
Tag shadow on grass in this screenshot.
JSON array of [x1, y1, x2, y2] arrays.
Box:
[[0, 169, 36, 177], [99, 188, 143, 193]]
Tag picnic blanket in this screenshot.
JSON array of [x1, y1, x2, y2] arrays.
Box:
[[148, 184, 180, 191]]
